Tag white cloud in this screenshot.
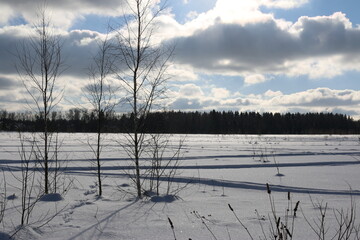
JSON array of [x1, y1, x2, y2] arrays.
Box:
[[264, 90, 283, 98], [173, 0, 306, 38], [211, 88, 230, 99], [179, 84, 204, 97], [213, 0, 268, 25], [186, 11, 199, 20], [0, 74, 23, 111], [244, 74, 267, 85], [270, 88, 360, 107], [167, 87, 360, 118], [167, 65, 198, 82], [0, 4, 14, 25]]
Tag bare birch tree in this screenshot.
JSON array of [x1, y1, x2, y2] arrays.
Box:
[[17, 133, 40, 226], [16, 6, 64, 194], [113, 0, 173, 198], [146, 134, 184, 196], [85, 36, 116, 196]]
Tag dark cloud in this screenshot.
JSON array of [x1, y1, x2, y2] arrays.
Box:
[[299, 96, 359, 107], [0, 26, 142, 81], [173, 13, 360, 74], [175, 21, 297, 70], [171, 98, 203, 110], [297, 15, 360, 58], [0, 0, 126, 26], [0, 76, 19, 89], [233, 98, 251, 106], [62, 30, 101, 77], [0, 27, 102, 78], [330, 107, 359, 116], [0, 95, 14, 102], [0, 31, 19, 75], [0, 0, 125, 10]]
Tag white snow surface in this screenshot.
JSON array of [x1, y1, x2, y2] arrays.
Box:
[[0, 133, 359, 239]]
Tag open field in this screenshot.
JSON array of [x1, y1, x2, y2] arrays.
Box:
[[0, 133, 359, 239]]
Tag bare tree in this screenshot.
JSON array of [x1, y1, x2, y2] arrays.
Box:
[[16, 133, 41, 226], [146, 134, 184, 196], [85, 36, 116, 196], [16, 6, 64, 194], [302, 194, 360, 240], [48, 132, 71, 194], [113, 0, 173, 198]]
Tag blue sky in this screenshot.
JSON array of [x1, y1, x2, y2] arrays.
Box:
[[0, 0, 360, 118]]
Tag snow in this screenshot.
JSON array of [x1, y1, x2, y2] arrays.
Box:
[[0, 133, 359, 239]]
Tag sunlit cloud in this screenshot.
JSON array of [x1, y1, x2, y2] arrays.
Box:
[[244, 74, 267, 85]]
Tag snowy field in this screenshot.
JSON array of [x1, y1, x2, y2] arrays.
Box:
[[0, 132, 360, 239]]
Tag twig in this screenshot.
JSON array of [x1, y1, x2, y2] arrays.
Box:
[[228, 204, 254, 240]]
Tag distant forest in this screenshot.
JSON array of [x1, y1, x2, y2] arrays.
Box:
[[1, 109, 359, 134]]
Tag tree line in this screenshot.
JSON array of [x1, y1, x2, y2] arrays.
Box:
[[1, 109, 359, 134]]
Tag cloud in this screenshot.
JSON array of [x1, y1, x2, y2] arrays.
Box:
[[0, 26, 110, 111], [174, 20, 296, 73], [4, 1, 360, 82], [167, 87, 360, 118], [270, 88, 360, 107], [186, 11, 199, 21], [171, 10, 360, 79], [0, 0, 129, 29], [0, 76, 20, 89], [0, 25, 106, 77], [211, 88, 230, 99], [0, 76, 30, 111], [171, 97, 203, 110], [244, 74, 267, 85], [167, 64, 198, 82], [178, 83, 204, 97], [255, 88, 360, 118], [261, 0, 309, 9], [264, 90, 283, 98], [62, 30, 104, 77]]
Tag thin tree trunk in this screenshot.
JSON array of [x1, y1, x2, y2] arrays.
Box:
[[97, 110, 102, 196], [43, 17, 49, 194], [133, 0, 142, 199], [134, 84, 141, 198], [54, 133, 58, 193], [44, 105, 49, 194]]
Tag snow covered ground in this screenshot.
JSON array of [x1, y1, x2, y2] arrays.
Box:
[[0, 133, 359, 239]]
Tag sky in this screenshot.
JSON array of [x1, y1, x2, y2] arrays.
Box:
[[0, 0, 360, 119]]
